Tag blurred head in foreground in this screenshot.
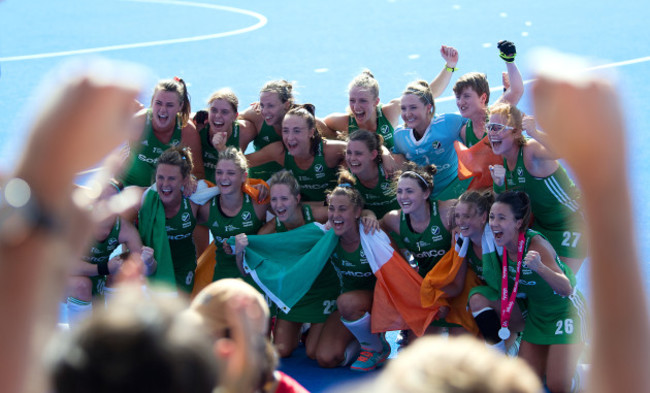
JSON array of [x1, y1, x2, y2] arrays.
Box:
[[365, 336, 541, 393], [47, 285, 218, 393]]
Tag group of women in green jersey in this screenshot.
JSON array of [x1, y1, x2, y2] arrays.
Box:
[[66, 40, 590, 392]]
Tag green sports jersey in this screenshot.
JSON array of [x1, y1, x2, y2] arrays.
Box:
[[465, 243, 485, 282], [348, 104, 395, 149], [503, 229, 587, 345], [329, 242, 376, 293], [274, 205, 340, 323], [275, 204, 315, 232], [499, 146, 585, 258], [83, 217, 121, 296], [165, 197, 197, 293], [395, 201, 452, 277], [249, 120, 284, 181], [121, 110, 183, 187], [353, 164, 398, 218], [284, 141, 337, 202], [464, 119, 484, 147], [207, 194, 263, 281], [200, 122, 240, 182]]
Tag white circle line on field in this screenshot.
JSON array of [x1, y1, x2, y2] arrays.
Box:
[[435, 55, 650, 103], [0, 0, 267, 62]]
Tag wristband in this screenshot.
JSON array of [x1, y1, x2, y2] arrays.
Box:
[[445, 66, 458, 72], [97, 260, 110, 276], [0, 178, 60, 246]]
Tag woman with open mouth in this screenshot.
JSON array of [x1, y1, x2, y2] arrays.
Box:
[[238, 80, 333, 182], [312, 180, 391, 372], [137, 146, 209, 294], [198, 147, 269, 283], [324, 46, 458, 150], [245, 105, 346, 202], [380, 163, 458, 342], [486, 102, 586, 274], [119, 77, 204, 188], [481, 190, 587, 393], [341, 129, 399, 219], [197, 88, 257, 183]]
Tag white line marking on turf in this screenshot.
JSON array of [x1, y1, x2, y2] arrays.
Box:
[[435, 55, 650, 102], [0, 0, 267, 62]]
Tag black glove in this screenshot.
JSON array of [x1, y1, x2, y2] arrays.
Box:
[[497, 40, 516, 63]]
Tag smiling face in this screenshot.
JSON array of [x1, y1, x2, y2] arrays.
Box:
[[454, 201, 487, 240], [214, 159, 246, 196], [489, 202, 523, 249], [348, 86, 379, 125], [208, 99, 237, 134], [282, 114, 313, 156], [487, 112, 517, 156], [260, 91, 289, 127], [151, 90, 182, 131], [456, 86, 487, 119], [346, 140, 377, 176], [400, 93, 432, 133], [156, 163, 184, 207], [270, 183, 300, 222], [396, 177, 430, 215], [328, 193, 361, 237]]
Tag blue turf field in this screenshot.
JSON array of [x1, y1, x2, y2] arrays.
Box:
[[2, 0, 650, 391]]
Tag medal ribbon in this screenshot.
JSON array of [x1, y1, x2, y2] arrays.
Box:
[[500, 232, 525, 332]]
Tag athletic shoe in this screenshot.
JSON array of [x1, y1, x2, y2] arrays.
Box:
[[350, 334, 391, 372]]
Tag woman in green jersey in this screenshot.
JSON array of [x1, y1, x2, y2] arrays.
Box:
[[198, 88, 257, 182], [341, 130, 398, 219], [120, 77, 204, 188], [245, 105, 347, 202], [137, 146, 209, 294], [479, 191, 587, 393], [487, 102, 586, 274]]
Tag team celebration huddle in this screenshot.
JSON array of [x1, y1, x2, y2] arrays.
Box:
[[56, 40, 591, 393]]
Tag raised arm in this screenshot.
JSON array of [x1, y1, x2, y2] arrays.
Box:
[[532, 68, 650, 393], [429, 45, 459, 98], [495, 40, 524, 105]]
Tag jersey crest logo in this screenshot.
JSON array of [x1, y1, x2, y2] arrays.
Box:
[[141, 140, 149, 146], [314, 164, 324, 173], [380, 125, 389, 133], [432, 141, 441, 149], [211, 221, 219, 228], [241, 211, 252, 221], [108, 238, 118, 246], [182, 212, 191, 222], [517, 167, 524, 177], [381, 182, 391, 191], [431, 226, 441, 236]]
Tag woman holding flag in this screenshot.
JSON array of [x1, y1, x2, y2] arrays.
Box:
[[472, 190, 587, 393], [137, 146, 210, 294]]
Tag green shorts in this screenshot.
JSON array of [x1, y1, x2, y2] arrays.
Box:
[[522, 291, 589, 345], [277, 264, 341, 323]]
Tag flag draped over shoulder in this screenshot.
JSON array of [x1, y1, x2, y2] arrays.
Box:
[[227, 222, 338, 313], [455, 138, 502, 190], [421, 235, 482, 336], [479, 224, 503, 292], [191, 179, 271, 297], [138, 188, 176, 288], [359, 226, 437, 336]]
